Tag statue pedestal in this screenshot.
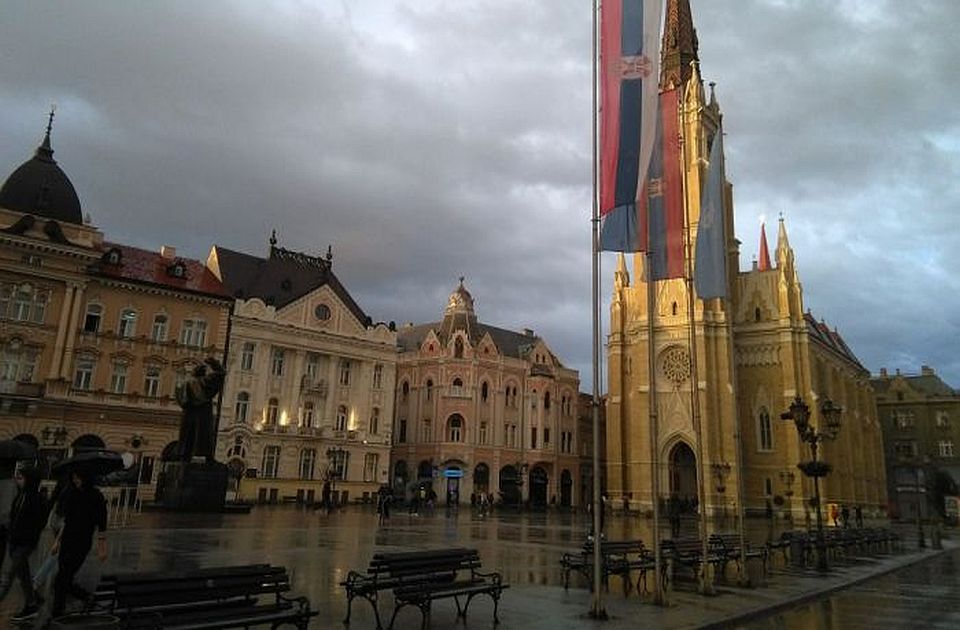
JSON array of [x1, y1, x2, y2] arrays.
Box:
[[159, 461, 228, 512]]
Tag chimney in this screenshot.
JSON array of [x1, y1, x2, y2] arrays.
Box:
[[523, 328, 535, 337], [921, 365, 934, 376], [160, 245, 177, 260], [879, 368, 888, 378]]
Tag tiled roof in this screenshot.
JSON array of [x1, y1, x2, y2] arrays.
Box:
[[211, 245, 369, 325], [93, 242, 231, 299], [398, 320, 542, 361], [803, 312, 866, 371], [871, 374, 959, 398]]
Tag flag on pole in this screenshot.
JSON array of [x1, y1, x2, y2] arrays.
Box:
[[639, 89, 685, 279], [598, 0, 662, 252], [694, 129, 728, 298]]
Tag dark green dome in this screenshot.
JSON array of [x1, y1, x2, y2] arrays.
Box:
[[0, 127, 82, 225]]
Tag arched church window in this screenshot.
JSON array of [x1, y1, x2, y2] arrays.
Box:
[[755, 307, 762, 322], [758, 407, 773, 451], [455, 337, 464, 358], [672, 302, 678, 316]]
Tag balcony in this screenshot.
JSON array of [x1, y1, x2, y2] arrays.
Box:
[[301, 375, 328, 397]]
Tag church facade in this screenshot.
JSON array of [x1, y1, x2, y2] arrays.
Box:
[[606, 0, 887, 519]]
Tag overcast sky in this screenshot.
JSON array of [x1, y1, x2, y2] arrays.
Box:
[[2, 0, 958, 390]]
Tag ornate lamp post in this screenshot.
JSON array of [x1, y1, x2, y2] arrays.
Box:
[[781, 396, 843, 572]]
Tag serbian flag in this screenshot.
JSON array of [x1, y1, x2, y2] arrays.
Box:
[[598, 0, 662, 253], [639, 89, 685, 280], [694, 128, 729, 298]]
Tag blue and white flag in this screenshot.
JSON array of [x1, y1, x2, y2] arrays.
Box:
[[694, 130, 728, 299]]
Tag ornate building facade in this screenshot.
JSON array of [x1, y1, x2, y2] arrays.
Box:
[[391, 281, 582, 507], [872, 366, 960, 520], [606, 0, 886, 518], [0, 122, 232, 499], [208, 236, 396, 504]]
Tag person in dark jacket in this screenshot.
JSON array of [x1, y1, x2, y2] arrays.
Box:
[[50, 467, 108, 618], [0, 465, 45, 620]]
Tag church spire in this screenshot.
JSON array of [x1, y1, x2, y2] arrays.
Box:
[[661, 0, 699, 89], [758, 222, 771, 271], [775, 215, 794, 269]]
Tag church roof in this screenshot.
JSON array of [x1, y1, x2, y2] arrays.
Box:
[[211, 243, 370, 325], [93, 243, 231, 299], [871, 372, 959, 398], [661, 0, 699, 88], [398, 320, 541, 361], [0, 114, 83, 225], [803, 312, 866, 372]]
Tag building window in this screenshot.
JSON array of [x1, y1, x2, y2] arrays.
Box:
[[117, 309, 137, 338], [305, 352, 320, 378], [758, 408, 773, 451], [339, 359, 351, 386], [479, 421, 488, 445], [544, 391, 551, 410], [266, 398, 279, 426], [241, 342, 256, 372], [894, 412, 915, 429], [765, 478, 773, 496], [451, 377, 464, 396], [0, 342, 38, 391], [0, 283, 49, 323], [531, 427, 538, 449], [421, 419, 431, 442], [151, 314, 168, 342], [299, 448, 317, 480], [261, 445, 280, 479], [370, 407, 380, 434], [373, 363, 384, 389], [330, 450, 349, 481], [83, 304, 102, 333], [936, 411, 950, 428], [270, 347, 285, 377], [481, 381, 489, 403], [447, 415, 463, 442], [454, 337, 464, 358], [144, 367, 161, 398], [335, 405, 348, 431], [109, 363, 128, 393], [401, 381, 409, 402], [894, 441, 917, 459], [425, 379, 433, 401], [544, 427, 551, 446], [398, 419, 407, 443], [363, 453, 379, 483], [303, 402, 315, 428], [939, 441, 954, 458], [180, 319, 207, 347], [235, 391, 250, 423]]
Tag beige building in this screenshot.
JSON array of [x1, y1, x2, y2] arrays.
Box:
[[391, 281, 582, 507], [208, 236, 396, 505], [0, 123, 231, 498], [606, 0, 886, 519], [872, 366, 960, 520]]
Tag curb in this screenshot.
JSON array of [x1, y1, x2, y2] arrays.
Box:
[[697, 546, 956, 629]]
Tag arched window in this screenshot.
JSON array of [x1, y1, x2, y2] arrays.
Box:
[[455, 337, 464, 358], [544, 391, 551, 410], [151, 314, 168, 342], [421, 418, 432, 442], [481, 381, 489, 402], [425, 379, 434, 401], [401, 381, 410, 402], [266, 398, 279, 426], [758, 407, 773, 451], [336, 405, 348, 431], [235, 391, 250, 423], [338, 359, 351, 386], [451, 377, 464, 396], [370, 407, 380, 434], [83, 304, 102, 333], [755, 307, 762, 322], [672, 302, 678, 316], [447, 414, 464, 442], [118, 309, 137, 338], [303, 401, 315, 428]]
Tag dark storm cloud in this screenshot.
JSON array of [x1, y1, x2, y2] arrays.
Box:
[[1, 1, 957, 387]]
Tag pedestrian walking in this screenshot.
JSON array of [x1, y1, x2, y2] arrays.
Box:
[[0, 460, 18, 575], [50, 468, 108, 618], [377, 485, 391, 525], [0, 465, 45, 621], [33, 478, 68, 601], [841, 504, 850, 529], [855, 505, 864, 528]]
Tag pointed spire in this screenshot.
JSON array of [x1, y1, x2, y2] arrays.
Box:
[[661, 0, 699, 89], [614, 252, 630, 289], [269, 229, 277, 248], [775, 214, 795, 269], [35, 104, 56, 162], [758, 223, 771, 271]]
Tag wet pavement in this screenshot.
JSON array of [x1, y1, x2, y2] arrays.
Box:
[[0, 505, 954, 628]]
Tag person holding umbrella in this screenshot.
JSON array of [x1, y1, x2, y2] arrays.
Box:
[[0, 438, 36, 577], [49, 453, 116, 618], [0, 465, 45, 621]]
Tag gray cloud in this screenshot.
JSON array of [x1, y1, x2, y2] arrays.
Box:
[[1, 0, 957, 388]]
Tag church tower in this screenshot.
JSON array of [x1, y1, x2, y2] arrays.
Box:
[[607, 0, 740, 516], [607, 0, 887, 519]]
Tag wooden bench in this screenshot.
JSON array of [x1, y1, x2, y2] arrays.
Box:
[[89, 564, 315, 629], [709, 533, 768, 579], [341, 548, 508, 630], [661, 538, 728, 584], [560, 539, 655, 595]]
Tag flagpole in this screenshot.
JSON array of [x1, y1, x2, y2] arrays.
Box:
[[646, 232, 664, 605], [590, 0, 607, 619], [679, 75, 714, 596]]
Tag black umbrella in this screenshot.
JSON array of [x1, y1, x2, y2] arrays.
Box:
[[0, 439, 37, 460], [53, 449, 125, 478]]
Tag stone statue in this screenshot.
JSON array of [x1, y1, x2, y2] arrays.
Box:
[[176, 357, 225, 463]]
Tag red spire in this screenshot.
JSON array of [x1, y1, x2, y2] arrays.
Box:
[[758, 223, 771, 271]]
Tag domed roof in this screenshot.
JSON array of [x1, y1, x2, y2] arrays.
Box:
[[445, 277, 475, 315], [0, 118, 83, 225]]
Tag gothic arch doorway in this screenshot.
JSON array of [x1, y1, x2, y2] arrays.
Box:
[[668, 442, 698, 506]]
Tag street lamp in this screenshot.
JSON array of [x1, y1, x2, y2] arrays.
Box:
[[781, 395, 843, 572]]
